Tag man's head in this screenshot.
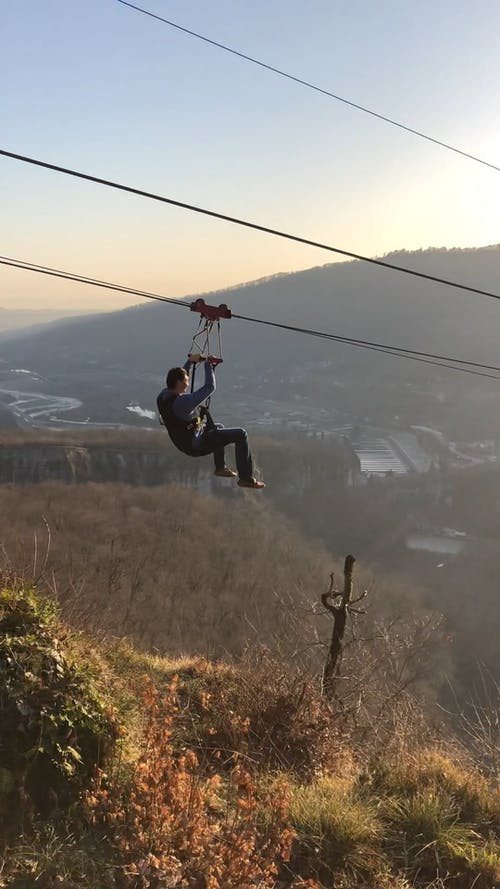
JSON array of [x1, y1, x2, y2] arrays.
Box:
[[166, 366, 189, 394]]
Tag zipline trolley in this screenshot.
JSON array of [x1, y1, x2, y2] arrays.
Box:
[[189, 298, 232, 366]]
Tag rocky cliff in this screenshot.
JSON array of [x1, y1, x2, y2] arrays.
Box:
[[0, 430, 354, 499], [0, 444, 214, 490]]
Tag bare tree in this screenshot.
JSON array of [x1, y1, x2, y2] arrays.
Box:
[[321, 555, 367, 699]]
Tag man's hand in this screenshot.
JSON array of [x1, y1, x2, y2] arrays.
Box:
[[188, 353, 205, 364]]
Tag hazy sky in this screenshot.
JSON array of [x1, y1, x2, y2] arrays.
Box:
[[2, 0, 500, 310]]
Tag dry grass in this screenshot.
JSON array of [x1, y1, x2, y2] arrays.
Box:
[[368, 746, 500, 837], [285, 775, 383, 883], [366, 747, 500, 888]]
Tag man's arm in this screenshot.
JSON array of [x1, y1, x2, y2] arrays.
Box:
[[173, 361, 216, 419]]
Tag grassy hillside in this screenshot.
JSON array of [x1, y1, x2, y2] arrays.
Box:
[[1, 585, 499, 888], [0, 480, 335, 656], [0, 428, 497, 708]]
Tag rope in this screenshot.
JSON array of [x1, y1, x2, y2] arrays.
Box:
[[2, 149, 500, 303], [115, 0, 500, 176], [2, 255, 500, 380]]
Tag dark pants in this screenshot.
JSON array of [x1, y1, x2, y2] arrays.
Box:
[[197, 423, 253, 480]]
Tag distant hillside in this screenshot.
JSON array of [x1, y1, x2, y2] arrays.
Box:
[[2, 246, 500, 372], [2, 246, 500, 440], [0, 306, 93, 336]]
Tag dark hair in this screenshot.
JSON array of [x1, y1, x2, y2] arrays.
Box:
[[166, 366, 188, 389]]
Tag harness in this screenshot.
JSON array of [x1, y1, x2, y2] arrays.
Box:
[[156, 391, 201, 456]]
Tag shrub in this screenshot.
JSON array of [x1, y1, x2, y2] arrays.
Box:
[[0, 586, 117, 823], [168, 649, 339, 780], [87, 677, 294, 888]]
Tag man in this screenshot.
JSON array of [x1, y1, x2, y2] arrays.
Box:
[[157, 353, 265, 489]]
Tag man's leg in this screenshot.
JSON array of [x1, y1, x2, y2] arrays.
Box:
[[201, 413, 227, 471], [199, 427, 253, 481], [212, 442, 227, 472]]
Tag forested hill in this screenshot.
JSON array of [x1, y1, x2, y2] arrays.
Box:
[[3, 246, 500, 377]]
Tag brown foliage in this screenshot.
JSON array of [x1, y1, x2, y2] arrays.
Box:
[[87, 677, 294, 889]]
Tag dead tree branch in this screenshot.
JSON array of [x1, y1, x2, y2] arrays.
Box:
[[321, 554, 359, 699]]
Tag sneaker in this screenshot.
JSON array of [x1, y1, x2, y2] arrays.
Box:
[[237, 478, 266, 489], [214, 467, 238, 478]]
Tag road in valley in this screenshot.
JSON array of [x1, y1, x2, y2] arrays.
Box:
[[0, 389, 82, 426]]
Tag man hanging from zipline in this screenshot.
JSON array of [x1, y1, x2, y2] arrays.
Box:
[[157, 353, 265, 489]]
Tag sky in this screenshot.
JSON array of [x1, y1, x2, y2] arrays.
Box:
[[1, 0, 500, 310]]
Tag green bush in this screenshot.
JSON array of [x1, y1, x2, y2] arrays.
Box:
[[0, 587, 117, 822]]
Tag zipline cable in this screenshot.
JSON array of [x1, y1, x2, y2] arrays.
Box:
[[2, 149, 500, 304], [2, 255, 500, 380], [114, 0, 500, 176], [0, 255, 188, 309], [231, 312, 500, 376]]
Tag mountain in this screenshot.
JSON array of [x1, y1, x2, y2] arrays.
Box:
[[3, 245, 500, 359], [2, 246, 500, 436]]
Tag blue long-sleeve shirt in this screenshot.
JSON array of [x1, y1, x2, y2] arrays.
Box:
[[171, 360, 216, 447]]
